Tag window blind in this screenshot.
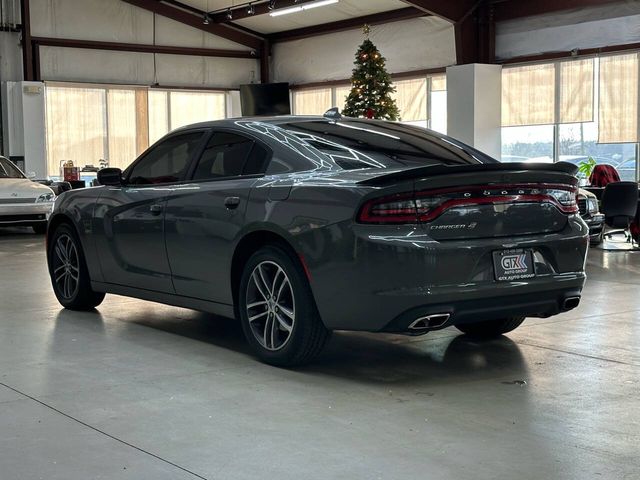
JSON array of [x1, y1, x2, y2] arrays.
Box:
[[502, 63, 555, 126], [599, 53, 639, 143], [293, 88, 332, 115], [393, 78, 427, 122], [559, 58, 594, 124], [107, 90, 137, 170], [430, 74, 446, 92], [45, 86, 107, 176], [169, 91, 226, 130], [148, 90, 169, 145], [335, 86, 351, 111]]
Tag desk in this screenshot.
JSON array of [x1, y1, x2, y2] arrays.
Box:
[[583, 186, 605, 200]]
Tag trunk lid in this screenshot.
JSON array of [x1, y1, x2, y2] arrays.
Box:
[[355, 162, 580, 240]]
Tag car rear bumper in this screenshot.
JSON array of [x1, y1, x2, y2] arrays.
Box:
[[0, 203, 53, 226], [303, 216, 588, 332], [380, 285, 583, 333]]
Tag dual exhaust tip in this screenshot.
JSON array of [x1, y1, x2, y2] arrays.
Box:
[[562, 296, 580, 311], [408, 313, 450, 332], [408, 296, 580, 333]]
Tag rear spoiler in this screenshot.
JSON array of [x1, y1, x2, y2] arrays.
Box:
[[356, 162, 579, 187]]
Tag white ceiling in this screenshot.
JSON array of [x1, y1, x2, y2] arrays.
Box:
[[180, 0, 410, 34]]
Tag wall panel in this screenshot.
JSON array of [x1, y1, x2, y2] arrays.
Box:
[[272, 17, 455, 84]]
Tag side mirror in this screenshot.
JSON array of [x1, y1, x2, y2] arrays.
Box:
[[97, 168, 123, 186], [27, 171, 37, 179]]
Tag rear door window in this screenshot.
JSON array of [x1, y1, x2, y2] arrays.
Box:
[[192, 132, 270, 180]]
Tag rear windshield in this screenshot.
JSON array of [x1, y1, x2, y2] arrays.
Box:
[[277, 119, 495, 170]]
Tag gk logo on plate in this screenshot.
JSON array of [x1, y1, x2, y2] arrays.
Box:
[[501, 254, 528, 271]]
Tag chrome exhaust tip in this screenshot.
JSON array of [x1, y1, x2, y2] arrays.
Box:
[[562, 296, 580, 311], [408, 313, 451, 331]]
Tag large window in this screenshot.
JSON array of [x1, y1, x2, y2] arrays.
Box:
[[291, 73, 447, 133], [292, 87, 332, 116], [44, 83, 227, 177], [45, 86, 108, 176], [501, 55, 639, 182], [502, 125, 554, 163]]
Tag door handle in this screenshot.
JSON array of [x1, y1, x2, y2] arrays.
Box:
[[224, 196, 241, 210], [150, 204, 164, 216]]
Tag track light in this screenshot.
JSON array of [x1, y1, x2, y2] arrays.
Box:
[[203, 13, 211, 24], [226, 8, 233, 20], [270, 0, 338, 17], [247, 3, 255, 15], [268, 0, 276, 10]]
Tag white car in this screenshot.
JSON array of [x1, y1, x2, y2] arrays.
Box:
[[0, 156, 55, 234]]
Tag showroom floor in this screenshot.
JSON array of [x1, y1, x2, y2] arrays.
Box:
[[1, 228, 638, 480]]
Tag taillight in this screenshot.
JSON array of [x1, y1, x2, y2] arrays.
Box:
[[357, 183, 578, 224], [358, 193, 418, 224]]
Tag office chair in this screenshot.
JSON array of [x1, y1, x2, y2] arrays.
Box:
[[600, 181, 640, 249]]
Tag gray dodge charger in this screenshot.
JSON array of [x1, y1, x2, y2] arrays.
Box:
[[46, 116, 588, 365]]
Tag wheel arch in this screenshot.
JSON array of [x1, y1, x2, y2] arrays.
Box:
[[230, 229, 308, 311], [47, 212, 103, 283], [47, 213, 77, 256]]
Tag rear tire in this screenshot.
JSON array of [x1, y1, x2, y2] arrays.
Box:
[[456, 316, 525, 338], [48, 223, 105, 310], [238, 245, 331, 367]]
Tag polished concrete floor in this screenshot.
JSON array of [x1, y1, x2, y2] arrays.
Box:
[[0, 227, 638, 480]]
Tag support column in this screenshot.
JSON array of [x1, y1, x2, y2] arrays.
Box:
[[446, 63, 502, 159], [20, 0, 34, 81], [1, 81, 46, 177]]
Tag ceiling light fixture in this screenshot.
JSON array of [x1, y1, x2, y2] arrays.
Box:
[[203, 13, 211, 24], [268, 0, 276, 10], [269, 0, 338, 17], [246, 3, 255, 15], [226, 8, 233, 20]]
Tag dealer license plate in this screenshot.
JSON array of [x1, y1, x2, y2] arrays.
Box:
[[493, 249, 535, 281]]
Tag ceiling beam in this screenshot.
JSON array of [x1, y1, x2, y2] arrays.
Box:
[[210, 0, 317, 23], [32, 36, 258, 59], [493, 0, 623, 22], [120, 0, 263, 50], [269, 7, 428, 43], [453, 1, 494, 65], [398, 0, 476, 22], [226, 21, 265, 39]]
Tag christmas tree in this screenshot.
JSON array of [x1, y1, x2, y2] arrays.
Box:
[[343, 25, 400, 121]]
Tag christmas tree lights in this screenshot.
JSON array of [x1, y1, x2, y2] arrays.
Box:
[[342, 24, 400, 121]]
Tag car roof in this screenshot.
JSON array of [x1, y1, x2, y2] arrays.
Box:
[[174, 115, 329, 132]]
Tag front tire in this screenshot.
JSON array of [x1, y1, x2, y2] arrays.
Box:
[[48, 223, 105, 310], [238, 245, 330, 366], [456, 317, 525, 337]]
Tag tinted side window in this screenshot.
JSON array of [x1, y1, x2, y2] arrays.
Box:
[[266, 157, 295, 175], [128, 132, 203, 184], [278, 120, 490, 169], [243, 143, 270, 175], [193, 132, 268, 180]]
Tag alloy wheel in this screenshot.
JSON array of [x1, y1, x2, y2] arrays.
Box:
[[245, 260, 296, 351], [52, 234, 80, 300]]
